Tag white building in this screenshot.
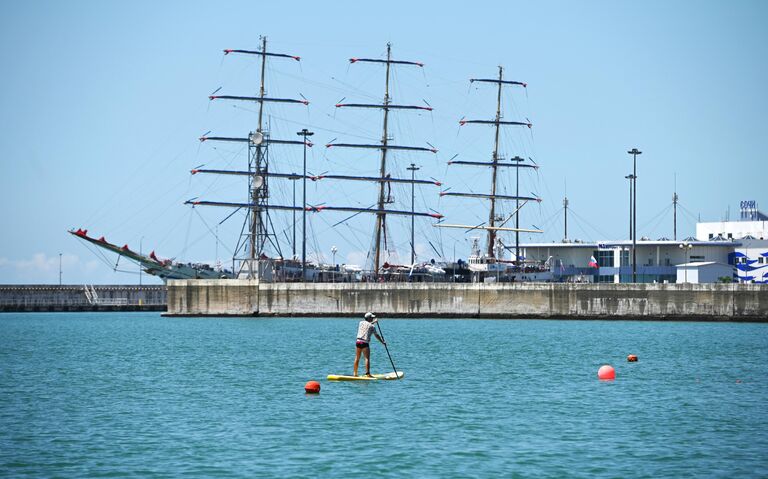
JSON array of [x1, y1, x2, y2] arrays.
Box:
[[676, 262, 734, 284], [696, 200, 767, 241], [730, 238, 768, 283], [697, 221, 767, 241], [518, 202, 767, 284], [521, 239, 735, 284]]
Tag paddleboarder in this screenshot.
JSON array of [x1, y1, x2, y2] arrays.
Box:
[[354, 312, 386, 377]]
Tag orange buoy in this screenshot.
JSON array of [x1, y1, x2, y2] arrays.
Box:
[[598, 365, 616, 381], [627, 354, 638, 362], [304, 380, 321, 394]]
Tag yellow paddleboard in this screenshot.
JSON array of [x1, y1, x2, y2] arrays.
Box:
[[327, 371, 405, 381]]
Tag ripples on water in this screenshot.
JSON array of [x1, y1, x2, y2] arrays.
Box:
[[1, 313, 766, 478]]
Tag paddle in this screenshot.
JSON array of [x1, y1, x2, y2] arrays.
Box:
[[375, 320, 399, 378]]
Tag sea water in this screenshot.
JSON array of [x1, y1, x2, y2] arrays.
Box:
[[1, 313, 766, 478]]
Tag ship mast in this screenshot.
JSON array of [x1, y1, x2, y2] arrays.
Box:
[[487, 67, 504, 256], [375, 45, 393, 276], [257, 37, 267, 133], [252, 36, 268, 274], [329, 43, 439, 276], [194, 36, 308, 278], [437, 67, 542, 258]]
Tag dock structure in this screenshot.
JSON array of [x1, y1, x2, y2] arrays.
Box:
[[165, 280, 768, 320], [3, 282, 765, 320], [0, 285, 166, 312]]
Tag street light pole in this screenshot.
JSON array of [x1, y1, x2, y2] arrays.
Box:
[[628, 148, 642, 282], [59, 253, 62, 286], [297, 129, 314, 282], [624, 174, 634, 241], [407, 163, 420, 265], [512, 156, 524, 266]]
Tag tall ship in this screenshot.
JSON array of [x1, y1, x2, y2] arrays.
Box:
[[71, 39, 449, 282]]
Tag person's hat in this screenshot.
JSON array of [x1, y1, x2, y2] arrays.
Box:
[[364, 312, 376, 320]]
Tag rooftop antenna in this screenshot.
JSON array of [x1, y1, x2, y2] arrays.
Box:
[[673, 173, 678, 240], [563, 196, 569, 243], [563, 178, 568, 242]]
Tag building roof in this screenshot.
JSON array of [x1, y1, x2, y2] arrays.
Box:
[[522, 239, 741, 249]]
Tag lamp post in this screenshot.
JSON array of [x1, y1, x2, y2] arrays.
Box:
[[624, 174, 634, 282], [624, 174, 634, 240], [59, 253, 62, 286], [512, 155, 524, 266], [406, 163, 420, 265], [297, 129, 314, 282], [291, 176, 298, 259], [679, 242, 692, 283], [331, 245, 337, 283], [628, 148, 642, 282]]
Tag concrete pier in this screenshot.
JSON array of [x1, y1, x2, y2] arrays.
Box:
[[0, 285, 166, 312], [166, 280, 768, 320]]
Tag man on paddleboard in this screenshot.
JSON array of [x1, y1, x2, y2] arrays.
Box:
[[354, 312, 386, 377]]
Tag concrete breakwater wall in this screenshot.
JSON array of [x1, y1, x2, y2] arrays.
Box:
[[0, 285, 166, 312], [167, 280, 768, 320]]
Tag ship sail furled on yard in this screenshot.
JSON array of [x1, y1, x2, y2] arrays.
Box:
[[436, 66, 543, 281], [70, 39, 443, 283], [328, 43, 443, 277], [188, 37, 312, 280], [192, 40, 443, 281]]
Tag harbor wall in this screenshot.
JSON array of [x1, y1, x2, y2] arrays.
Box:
[[166, 280, 768, 320], [0, 285, 166, 312]]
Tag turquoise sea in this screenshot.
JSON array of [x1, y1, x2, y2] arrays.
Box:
[[1, 313, 767, 478]]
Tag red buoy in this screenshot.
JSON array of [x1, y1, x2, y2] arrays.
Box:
[[627, 354, 638, 362], [598, 365, 616, 381], [304, 380, 321, 394]]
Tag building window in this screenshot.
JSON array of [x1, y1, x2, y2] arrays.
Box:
[[709, 233, 714, 239], [594, 250, 614, 267], [690, 255, 705, 262], [620, 250, 630, 266], [597, 275, 614, 283], [728, 233, 733, 239], [759, 257, 765, 264]]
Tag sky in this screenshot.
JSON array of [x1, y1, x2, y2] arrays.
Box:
[[0, 0, 766, 284]]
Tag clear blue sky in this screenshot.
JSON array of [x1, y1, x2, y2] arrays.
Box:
[[1, 0, 766, 284]]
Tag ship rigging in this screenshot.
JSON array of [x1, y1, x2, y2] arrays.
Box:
[[69, 43, 546, 283], [436, 66, 543, 277], [191, 40, 443, 280]]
